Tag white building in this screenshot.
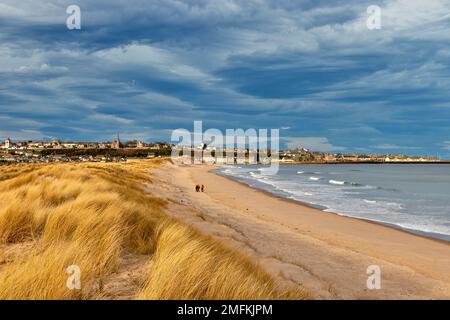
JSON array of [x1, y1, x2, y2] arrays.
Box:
[[4, 138, 12, 149]]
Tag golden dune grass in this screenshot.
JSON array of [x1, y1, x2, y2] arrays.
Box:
[[0, 160, 306, 300], [138, 220, 305, 300]]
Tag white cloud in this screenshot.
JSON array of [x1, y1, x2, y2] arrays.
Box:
[[0, 129, 46, 141], [442, 141, 450, 150], [372, 144, 420, 150], [95, 44, 217, 83], [329, 126, 381, 135], [283, 137, 344, 152], [15, 63, 68, 75]]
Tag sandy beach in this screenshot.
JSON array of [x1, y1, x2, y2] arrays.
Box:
[[148, 162, 450, 299]]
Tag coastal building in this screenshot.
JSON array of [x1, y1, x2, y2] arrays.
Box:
[[98, 142, 111, 149], [62, 142, 78, 149], [112, 134, 124, 149], [4, 137, 12, 149], [51, 139, 62, 148]]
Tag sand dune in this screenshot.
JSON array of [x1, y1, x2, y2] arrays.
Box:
[[0, 160, 303, 300]]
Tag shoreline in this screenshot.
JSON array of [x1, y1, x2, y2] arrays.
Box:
[[213, 168, 450, 244], [150, 162, 450, 299]]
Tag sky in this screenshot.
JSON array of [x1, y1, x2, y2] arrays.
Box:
[[1, 0, 450, 157]]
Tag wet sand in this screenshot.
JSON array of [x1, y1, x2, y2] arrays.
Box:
[[148, 162, 450, 299]]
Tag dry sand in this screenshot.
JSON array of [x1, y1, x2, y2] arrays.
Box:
[[147, 162, 450, 299]]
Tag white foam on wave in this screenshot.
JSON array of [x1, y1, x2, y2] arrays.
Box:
[[385, 202, 403, 209], [363, 199, 377, 204], [256, 167, 274, 175], [329, 179, 345, 185], [297, 171, 304, 174], [309, 177, 320, 181], [395, 222, 450, 237], [249, 172, 260, 179]]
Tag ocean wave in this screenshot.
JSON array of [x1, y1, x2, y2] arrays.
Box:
[[329, 179, 345, 185], [349, 182, 365, 187], [298, 171, 320, 175], [385, 221, 450, 238], [256, 167, 274, 175], [249, 171, 265, 179], [324, 179, 367, 187], [221, 165, 234, 169], [322, 208, 450, 238], [385, 202, 403, 209], [377, 186, 400, 192]]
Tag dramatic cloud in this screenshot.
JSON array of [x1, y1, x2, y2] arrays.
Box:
[[284, 137, 345, 152], [0, 0, 449, 156], [442, 141, 450, 151], [371, 144, 421, 150]]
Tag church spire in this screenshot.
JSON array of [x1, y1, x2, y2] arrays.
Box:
[[113, 133, 123, 149]]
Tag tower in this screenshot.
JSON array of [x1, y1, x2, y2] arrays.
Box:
[[113, 134, 123, 149], [4, 137, 12, 149]]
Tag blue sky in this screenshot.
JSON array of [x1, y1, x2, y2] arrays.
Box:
[[1, 0, 450, 157]]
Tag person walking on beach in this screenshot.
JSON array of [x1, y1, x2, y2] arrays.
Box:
[[195, 184, 200, 192], [201, 184, 205, 192]]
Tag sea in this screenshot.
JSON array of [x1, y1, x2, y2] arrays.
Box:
[[216, 164, 450, 241]]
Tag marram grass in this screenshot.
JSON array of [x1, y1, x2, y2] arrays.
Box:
[[0, 160, 307, 300]]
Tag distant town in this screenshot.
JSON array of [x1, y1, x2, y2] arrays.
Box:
[[278, 148, 442, 164], [0, 136, 444, 164], [0, 136, 173, 163]]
